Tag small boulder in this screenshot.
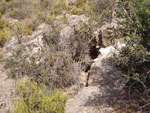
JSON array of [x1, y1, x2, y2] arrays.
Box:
[[99, 46, 119, 58]]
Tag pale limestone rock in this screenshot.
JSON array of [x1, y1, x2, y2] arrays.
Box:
[[68, 0, 76, 5], [80, 72, 88, 86], [115, 39, 126, 49], [8, 19, 18, 24], [2, 23, 50, 63], [99, 46, 119, 57]]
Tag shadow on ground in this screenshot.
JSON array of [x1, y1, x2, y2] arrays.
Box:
[[84, 69, 150, 113]]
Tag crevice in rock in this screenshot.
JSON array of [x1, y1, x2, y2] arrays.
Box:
[[82, 61, 94, 87], [89, 46, 100, 59], [85, 65, 91, 73], [83, 31, 105, 86], [84, 64, 91, 87], [88, 31, 104, 59]]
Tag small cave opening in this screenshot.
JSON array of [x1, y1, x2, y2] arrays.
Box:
[[89, 46, 100, 59]]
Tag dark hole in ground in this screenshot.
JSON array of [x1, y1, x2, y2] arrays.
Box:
[[89, 46, 99, 59]]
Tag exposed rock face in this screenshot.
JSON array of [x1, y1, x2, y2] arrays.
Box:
[[80, 71, 89, 86], [59, 15, 89, 46], [3, 23, 50, 61], [95, 18, 125, 47], [99, 46, 119, 57], [79, 43, 126, 87], [66, 86, 115, 113], [65, 22, 126, 111], [88, 31, 104, 59], [68, 0, 76, 6], [88, 43, 127, 87], [66, 45, 126, 113]]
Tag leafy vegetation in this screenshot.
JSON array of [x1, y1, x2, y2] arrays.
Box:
[[112, 0, 150, 91], [14, 79, 67, 113], [71, 8, 84, 15], [0, 14, 12, 47], [2, 23, 81, 89]]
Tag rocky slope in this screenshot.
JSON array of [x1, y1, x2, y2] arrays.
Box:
[[66, 45, 127, 113], [0, 13, 127, 113]]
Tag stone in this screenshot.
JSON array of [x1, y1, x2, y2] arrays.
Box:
[[2, 23, 51, 64], [99, 46, 119, 57], [68, 0, 76, 6], [80, 72, 89, 87]]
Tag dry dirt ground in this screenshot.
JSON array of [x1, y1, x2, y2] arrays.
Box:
[[0, 64, 18, 113], [65, 56, 144, 113], [66, 77, 143, 113]]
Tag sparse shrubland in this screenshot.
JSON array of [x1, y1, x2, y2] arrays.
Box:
[[2, 20, 95, 89], [1, 0, 150, 112], [0, 0, 117, 112]]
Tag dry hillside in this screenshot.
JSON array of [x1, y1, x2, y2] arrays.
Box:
[[0, 0, 150, 113]]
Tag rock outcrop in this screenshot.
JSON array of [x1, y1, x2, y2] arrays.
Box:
[[66, 45, 126, 113], [0, 10, 126, 113], [66, 18, 126, 112]]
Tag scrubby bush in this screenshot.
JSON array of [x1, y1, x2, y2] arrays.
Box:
[[0, 12, 2, 19], [50, 0, 68, 16], [0, 30, 7, 47], [2, 24, 80, 88], [14, 79, 67, 113], [0, 1, 7, 14], [112, 0, 150, 91], [0, 18, 9, 30], [72, 0, 97, 16], [76, 0, 86, 8], [85, 0, 115, 28], [9, 8, 28, 20], [0, 17, 12, 47], [71, 8, 84, 15], [15, 18, 39, 36], [40, 0, 53, 9]]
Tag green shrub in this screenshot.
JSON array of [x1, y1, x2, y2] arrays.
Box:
[[0, 18, 9, 30], [73, 23, 93, 42], [0, 30, 7, 47], [40, 0, 53, 9], [0, 18, 11, 47], [84, 0, 114, 27], [113, 0, 150, 91], [50, 0, 68, 16], [21, 23, 35, 36], [0, 12, 2, 19], [87, 0, 96, 11], [71, 8, 84, 15], [9, 8, 26, 19], [14, 79, 67, 113], [15, 19, 39, 36], [0, 1, 7, 14], [76, 0, 86, 8]]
